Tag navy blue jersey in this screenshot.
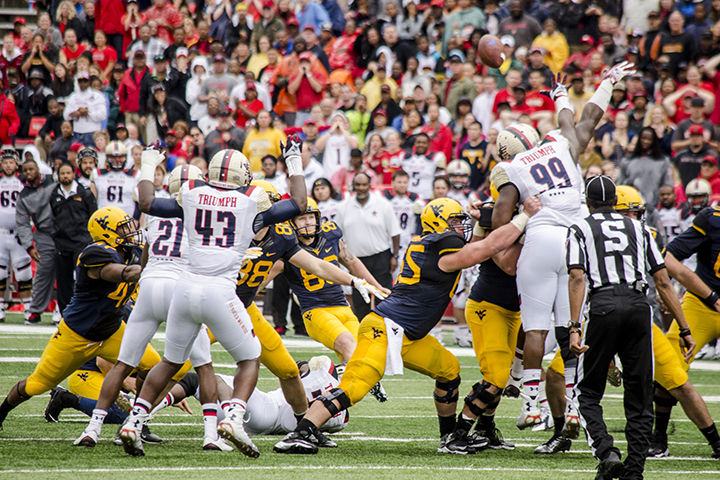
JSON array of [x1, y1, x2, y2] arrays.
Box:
[[236, 222, 302, 307], [284, 221, 348, 312], [469, 259, 519, 312], [667, 206, 720, 293], [375, 231, 465, 340], [62, 242, 137, 341]]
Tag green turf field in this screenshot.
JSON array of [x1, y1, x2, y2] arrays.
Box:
[[1, 314, 719, 479]]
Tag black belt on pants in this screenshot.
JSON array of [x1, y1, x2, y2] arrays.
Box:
[[590, 281, 647, 297]]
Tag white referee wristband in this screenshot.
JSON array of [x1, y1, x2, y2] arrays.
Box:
[[285, 154, 303, 177], [555, 95, 574, 115], [509, 212, 529, 233], [588, 78, 613, 111]]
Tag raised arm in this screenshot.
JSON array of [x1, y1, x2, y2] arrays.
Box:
[[136, 148, 183, 218]]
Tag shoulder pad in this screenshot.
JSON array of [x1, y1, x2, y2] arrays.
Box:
[[408, 192, 418, 201], [80, 242, 119, 268], [383, 190, 393, 200], [125, 169, 136, 177], [249, 186, 271, 214], [320, 220, 343, 240], [489, 163, 510, 189], [692, 206, 715, 235]]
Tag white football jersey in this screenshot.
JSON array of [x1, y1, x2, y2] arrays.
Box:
[[402, 153, 442, 200], [94, 169, 138, 216], [498, 135, 583, 228], [0, 175, 23, 230], [180, 180, 259, 284], [142, 215, 188, 279], [317, 198, 342, 224], [384, 190, 423, 248], [322, 134, 351, 180], [657, 205, 692, 244]]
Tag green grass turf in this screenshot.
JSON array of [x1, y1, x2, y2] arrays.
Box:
[[1, 313, 719, 479]]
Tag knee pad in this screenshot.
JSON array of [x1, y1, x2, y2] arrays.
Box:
[[177, 372, 199, 398], [17, 279, 32, 294], [434, 376, 461, 404], [14, 262, 32, 283], [320, 387, 351, 416], [653, 383, 678, 407]]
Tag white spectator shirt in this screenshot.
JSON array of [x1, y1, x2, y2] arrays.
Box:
[[322, 133, 351, 181], [63, 87, 108, 134], [317, 198, 342, 224], [334, 191, 401, 257]]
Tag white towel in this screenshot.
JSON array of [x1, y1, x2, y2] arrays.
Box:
[[384, 317, 404, 375]]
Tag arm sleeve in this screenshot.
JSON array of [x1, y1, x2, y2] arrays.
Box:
[[252, 198, 301, 233], [14, 198, 33, 249], [436, 233, 465, 257], [79, 244, 117, 268], [147, 197, 184, 218], [566, 225, 586, 272], [644, 225, 666, 275], [666, 207, 711, 260]]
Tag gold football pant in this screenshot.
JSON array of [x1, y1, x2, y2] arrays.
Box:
[[667, 292, 720, 369], [303, 306, 359, 354], [465, 299, 521, 389], [338, 313, 460, 405]]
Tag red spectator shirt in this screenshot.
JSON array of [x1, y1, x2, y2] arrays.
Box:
[[380, 148, 405, 184], [96, 0, 126, 35], [421, 122, 453, 162], [292, 72, 326, 110], [144, 3, 183, 45], [524, 90, 555, 115], [121, 12, 147, 56], [235, 98, 264, 128], [61, 44, 87, 64], [492, 88, 516, 114], [328, 31, 359, 71], [118, 66, 150, 113], [91, 46, 117, 73]]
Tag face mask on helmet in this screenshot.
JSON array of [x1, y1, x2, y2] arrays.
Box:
[[688, 194, 709, 213], [447, 212, 473, 242], [449, 174, 469, 191], [291, 211, 320, 239], [116, 216, 144, 248]]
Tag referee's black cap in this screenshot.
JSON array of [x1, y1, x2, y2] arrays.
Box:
[[586, 175, 616, 203]]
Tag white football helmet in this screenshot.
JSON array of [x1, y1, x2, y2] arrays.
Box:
[[686, 178, 712, 213], [208, 149, 252, 188], [446, 159, 471, 190], [497, 124, 540, 161], [168, 164, 204, 197], [105, 141, 128, 170]]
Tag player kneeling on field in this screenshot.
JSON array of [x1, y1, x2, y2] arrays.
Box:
[[273, 196, 541, 454]]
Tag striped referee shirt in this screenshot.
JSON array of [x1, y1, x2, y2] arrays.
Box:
[[566, 208, 666, 290]]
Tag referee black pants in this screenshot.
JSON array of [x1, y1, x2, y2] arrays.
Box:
[[351, 249, 393, 320], [577, 288, 653, 480]]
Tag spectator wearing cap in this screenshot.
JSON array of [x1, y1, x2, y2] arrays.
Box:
[[251, 0, 287, 51], [564, 34, 597, 71], [360, 64, 398, 112], [671, 96, 720, 152], [163, 26, 187, 67], [498, 0, 541, 48], [126, 24, 167, 69], [288, 51, 327, 126], [145, 83, 189, 144], [50, 161, 96, 313], [568, 70, 593, 122], [628, 91, 649, 134], [657, 11, 698, 75], [202, 105, 246, 161], [441, 0, 485, 54], [521, 45, 553, 87], [242, 110, 285, 172], [63, 71, 107, 146], [198, 54, 238, 106], [637, 10, 662, 70], [673, 124, 719, 186], [144, 0, 183, 45], [10, 17, 27, 50], [12, 69, 53, 138], [606, 81, 630, 119], [117, 49, 151, 131], [442, 50, 475, 116], [164, 129, 189, 165], [297, 0, 331, 37], [699, 154, 720, 195], [139, 53, 189, 116], [531, 18, 568, 74]]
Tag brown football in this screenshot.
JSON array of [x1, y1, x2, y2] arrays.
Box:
[[478, 34, 504, 68]]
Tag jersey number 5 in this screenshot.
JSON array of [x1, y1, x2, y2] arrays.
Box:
[[195, 209, 236, 247], [529, 157, 571, 192], [397, 244, 424, 285]]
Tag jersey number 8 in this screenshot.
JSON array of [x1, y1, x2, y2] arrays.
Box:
[[301, 254, 338, 291]]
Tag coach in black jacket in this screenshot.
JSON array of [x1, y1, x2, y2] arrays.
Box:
[[50, 162, 97, 313]]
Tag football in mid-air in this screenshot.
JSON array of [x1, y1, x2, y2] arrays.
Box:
[[478, 35, 504, 68]]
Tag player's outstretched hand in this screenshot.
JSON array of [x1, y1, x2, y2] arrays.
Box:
[[281, 134, 303, 160], [141, 146, 165, 169], [540, 72, 569, 102], [523, 196, 542, 216], [679, 332, 696, 363], [602, 61, 636, 85], [351, 276, 388, 303], [172, 398, 193, 415]]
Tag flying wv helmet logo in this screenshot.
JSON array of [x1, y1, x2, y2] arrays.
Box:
[[95, 214, 111, 231], [371, 327, 384, 339], [430, 203, 445, 217]]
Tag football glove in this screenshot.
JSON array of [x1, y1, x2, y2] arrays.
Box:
[[541, 72, 569, 102], [139, 147, 166, 183], [351, 276, 388, 304], [602, 61, 636, 85], [239, 247, 263, 279], [281, 134, 303, 176]]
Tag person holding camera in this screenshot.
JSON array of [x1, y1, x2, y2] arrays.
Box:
[[288, 51, 327, 127]]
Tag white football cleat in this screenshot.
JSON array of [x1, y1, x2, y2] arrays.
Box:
[[531, 411, 553, 432], [119, 425, 145, 456], [517, 400, 542, 430], [563, 410, 581, 439], [453, 325, 473, 348], [73, 429, 98, 448], [217, 412, 260, 458], [203, 436, 234, 451]]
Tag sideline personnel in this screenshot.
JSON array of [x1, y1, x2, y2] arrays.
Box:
[[565, 175, 693, 480]]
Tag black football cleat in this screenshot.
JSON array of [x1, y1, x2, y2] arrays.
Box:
[[274, 430, 319, 454], [534, 434, 571, 454]]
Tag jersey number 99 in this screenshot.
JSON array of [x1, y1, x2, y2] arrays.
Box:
[[529, 157, 570, 192]]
